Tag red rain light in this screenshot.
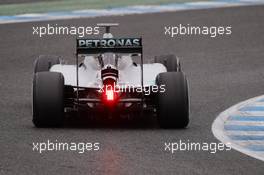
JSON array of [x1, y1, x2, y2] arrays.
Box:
[[101, 84, 118, 105], [106, 89, 114, 101]]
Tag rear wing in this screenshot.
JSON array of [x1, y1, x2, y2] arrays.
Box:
[[76, 38, 142, 54], [75, 37, 144, 109]]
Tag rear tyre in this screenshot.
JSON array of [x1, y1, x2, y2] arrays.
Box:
[[33, 72, 64, 127], [156, 72, 189, 128], [34, 55, 60, 73], [154, 54, 181, 72]]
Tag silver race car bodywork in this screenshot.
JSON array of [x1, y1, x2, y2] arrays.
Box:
[[50, 55, 166, 88], [32, 23, 189, 128]]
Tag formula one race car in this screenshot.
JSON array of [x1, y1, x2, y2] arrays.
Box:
[[32, 23, 189, 128]]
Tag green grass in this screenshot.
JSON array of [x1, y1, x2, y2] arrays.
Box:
[[0, 0, 211, 16]]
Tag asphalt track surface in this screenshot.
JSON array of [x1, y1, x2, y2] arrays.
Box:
[[1, 5, 264, 175]]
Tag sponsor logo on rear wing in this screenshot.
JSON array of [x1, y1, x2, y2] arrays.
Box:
[[76, 38, 142, 54]]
